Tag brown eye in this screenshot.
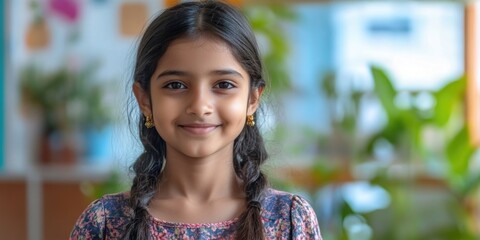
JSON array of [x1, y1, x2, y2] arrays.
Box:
[[215, 81, 235, 89], [165, 82, 186, 89]]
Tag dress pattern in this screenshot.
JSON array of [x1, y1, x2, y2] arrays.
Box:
[[70, 188, 322, 239]]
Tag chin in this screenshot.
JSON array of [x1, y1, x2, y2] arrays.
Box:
[[186, 147, 231, 159], [184, 149, 215, 159]]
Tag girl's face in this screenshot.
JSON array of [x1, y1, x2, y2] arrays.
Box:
[[134, 36, 261, 159]]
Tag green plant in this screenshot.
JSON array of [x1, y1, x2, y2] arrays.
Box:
[[20, 61, 113, 133], [268, 65, 480, 240], [324, 66, 480, 239], [81, 171, 131, 201], [243, 4, 297, 94], [368, 66, 478, 194], [344, 66, 480, 240]]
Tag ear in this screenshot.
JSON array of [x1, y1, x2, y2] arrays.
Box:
[[132, 82, 152, 116], [247, 86, 264, 115]]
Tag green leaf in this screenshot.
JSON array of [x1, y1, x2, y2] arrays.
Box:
[[243, 4, 296, 95], [446, 126, 476, 177], [400, 110, 423, 155], [432, 75, 465, 126], [269, 5, 298, 21], [361, 119, 405, 157], [462, 171, 480, 196], [370, 65, 399, 119]]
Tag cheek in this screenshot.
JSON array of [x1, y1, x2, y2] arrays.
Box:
[[150, 95, 177, 126], [221, 97, 248, 124]]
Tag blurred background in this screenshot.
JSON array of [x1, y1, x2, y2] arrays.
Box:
[[1, 0, 480, 239]]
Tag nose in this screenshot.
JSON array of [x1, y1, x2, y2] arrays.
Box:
[[185, 86, 213, 117]]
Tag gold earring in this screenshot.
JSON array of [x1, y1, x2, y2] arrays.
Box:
[[246, 115, 255, 127], [145, 115, 154, 128]]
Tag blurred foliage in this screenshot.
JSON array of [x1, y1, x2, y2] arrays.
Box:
[[270, 65, 480, 240], [243, 4, 297, 94], [364, 67, 478, 238], [368, 66, 477, 194], [28, 0, 44, 24], [20, 61, 114, 133], [81, 171, 130, 201]]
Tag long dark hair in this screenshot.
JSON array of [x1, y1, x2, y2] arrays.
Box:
[[123, 1, 268, 239]]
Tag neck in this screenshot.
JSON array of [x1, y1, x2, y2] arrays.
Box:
[[157, 145, 244, 203]]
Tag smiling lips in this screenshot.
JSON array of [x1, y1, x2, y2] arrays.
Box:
[[179, 123, 220, 135]]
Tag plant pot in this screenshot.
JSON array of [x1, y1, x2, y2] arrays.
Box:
[[39, 129, 81, 166], [25, 19, 50, 50]]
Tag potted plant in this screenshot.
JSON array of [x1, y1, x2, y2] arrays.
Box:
[[20, 61, 114, 165]]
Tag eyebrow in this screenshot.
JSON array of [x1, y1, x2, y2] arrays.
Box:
[[157, 70, 189, 79], [156, 69, 244, 80], [210, 69, 244, 79]]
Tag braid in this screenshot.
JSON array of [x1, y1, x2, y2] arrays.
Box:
[[122, 118, 166, 240], [234, 115, 269, 240]]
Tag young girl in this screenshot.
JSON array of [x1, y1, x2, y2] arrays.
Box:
[[70, 1, 321, 239]]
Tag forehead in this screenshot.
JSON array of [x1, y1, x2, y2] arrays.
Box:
[[169, 36, 231, 52], [155, 36, 247, 75]]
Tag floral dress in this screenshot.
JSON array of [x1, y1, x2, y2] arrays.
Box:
[[70, 188, 322, 239]]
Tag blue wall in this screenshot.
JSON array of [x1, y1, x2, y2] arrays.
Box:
[[284, 4, 334, 133]]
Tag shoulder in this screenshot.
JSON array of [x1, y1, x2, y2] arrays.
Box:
[[261, 188, 322, 239], [261, 188, 312, 219], [98, 192, 133, 219], [83, 192, 132, 220], [70, 192, 132, 239]]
